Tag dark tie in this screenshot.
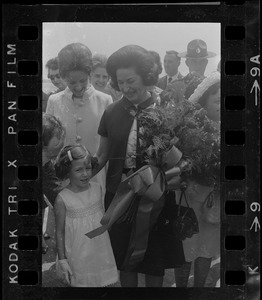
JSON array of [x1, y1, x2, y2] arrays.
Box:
[[168, 77, 172, 84]]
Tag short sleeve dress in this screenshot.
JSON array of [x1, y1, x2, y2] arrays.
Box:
[[58, 182, 118, 287], [98, 96, 186, 277]]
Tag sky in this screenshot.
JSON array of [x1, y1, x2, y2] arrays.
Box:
[[43, 22, 220, 82]]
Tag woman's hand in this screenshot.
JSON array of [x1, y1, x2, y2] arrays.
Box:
[[93, 136, 110, 176]]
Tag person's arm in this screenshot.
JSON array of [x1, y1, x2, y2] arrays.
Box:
[[54, 194, 73, 285], [42, 91, 49, 112], [46, 94, 55, 115], [54, 195, 66, 260], [92, 136, 111, 177]]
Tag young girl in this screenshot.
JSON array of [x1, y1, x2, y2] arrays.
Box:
[[54, 144, 118, 287]]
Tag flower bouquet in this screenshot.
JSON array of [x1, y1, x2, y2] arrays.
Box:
[[160, 94, 221, 230], [157, 92, 221, 187], [136, 103, 177, 166], [86, 97, 220, 267]]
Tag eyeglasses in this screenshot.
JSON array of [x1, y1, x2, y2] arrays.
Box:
[[48, 74, 61, 81]]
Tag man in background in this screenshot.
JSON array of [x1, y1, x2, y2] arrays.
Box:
[[42, 57, 67, 112], [157, 50, 183, 90], [178, 39, 217, 76]]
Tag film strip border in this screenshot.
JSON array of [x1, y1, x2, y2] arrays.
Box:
[[2, 2, 260, 299], [223, 3, 260, 300]]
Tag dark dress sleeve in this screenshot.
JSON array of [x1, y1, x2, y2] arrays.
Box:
[[98, 109, 108, 137]]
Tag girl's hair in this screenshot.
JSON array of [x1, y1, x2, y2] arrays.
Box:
[[198, 81, 220, 108], [55, 144, 98, 180], [42, 113, 65, 147], [106, 45, 159, 91], [58, 43, 93, 78], [92, 53, 108, 71]]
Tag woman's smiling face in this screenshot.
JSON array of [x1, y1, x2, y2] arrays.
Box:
[[65, 70, 89, 98], [91, 67, 109, 92], [116, 67, 147, 105]]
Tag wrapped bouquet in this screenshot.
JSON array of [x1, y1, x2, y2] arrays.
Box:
[[87, 97, 220, 267]]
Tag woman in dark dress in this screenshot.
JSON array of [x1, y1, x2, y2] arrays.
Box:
[[93, 45, 185, 287]]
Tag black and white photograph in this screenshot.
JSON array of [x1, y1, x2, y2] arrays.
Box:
[[42, 22, 221, 288], [2, 2, 260, 299]]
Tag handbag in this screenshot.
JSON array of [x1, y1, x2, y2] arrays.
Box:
[[173, 183, 199, 241]]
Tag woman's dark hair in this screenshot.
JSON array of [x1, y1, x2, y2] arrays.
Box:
[[55, 144, 95, 180], [106, 45, 159, 91], [58, 43, 92, 78], [42, 113, 65, 147], [198, 81, 220, 108], [149, 50, 163, 75]]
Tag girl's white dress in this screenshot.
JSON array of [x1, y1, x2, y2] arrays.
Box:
[[59, 182, 118, 287]]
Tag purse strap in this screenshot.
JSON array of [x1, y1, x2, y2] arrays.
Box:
[[203, 182, 219, 206], [178, 182, 190, 215]]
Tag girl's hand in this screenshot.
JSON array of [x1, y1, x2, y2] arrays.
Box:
[[57, 259, 73, 285]]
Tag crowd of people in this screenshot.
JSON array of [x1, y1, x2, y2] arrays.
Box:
[[42, 38, 221, 287]]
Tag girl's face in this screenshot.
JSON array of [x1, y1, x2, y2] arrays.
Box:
[[205, 88, 221, 122], [91, 67, 109, 92], [116, 67, 148, 105], [69, 157, 92, 192], [65, 71, 89, 98]]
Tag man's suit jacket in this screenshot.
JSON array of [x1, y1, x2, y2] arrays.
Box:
[[157, 73, 184, 90]]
